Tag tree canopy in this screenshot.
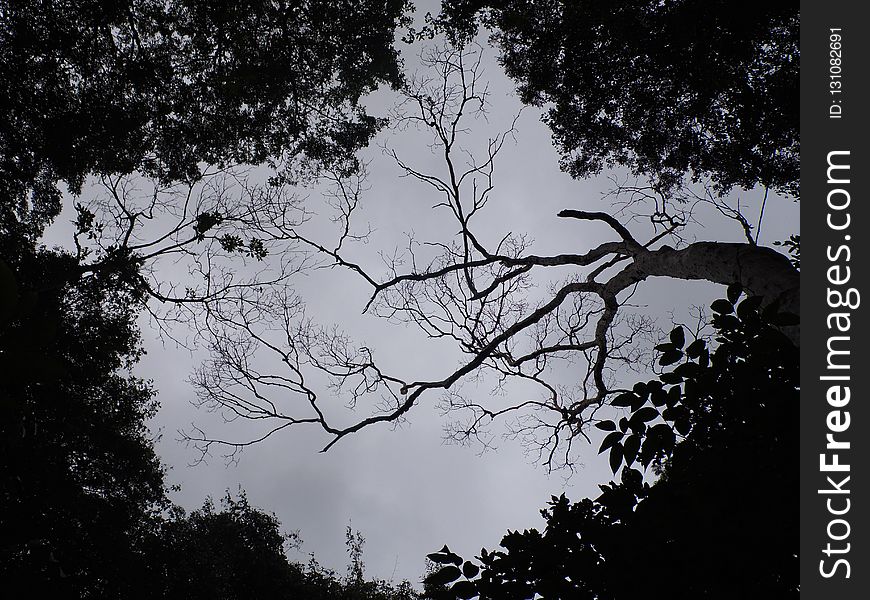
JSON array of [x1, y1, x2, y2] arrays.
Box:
[[1, 2, 800, 596], [0, 2, 419, 595], [0, 228, 419, 594], [1, 0, 411, 238], [433, 0, 799, 197], [142, 493, 419, 600], [0, 216, 167, 596]]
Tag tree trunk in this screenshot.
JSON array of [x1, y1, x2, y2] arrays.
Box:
[[613, 242, 800, 346]]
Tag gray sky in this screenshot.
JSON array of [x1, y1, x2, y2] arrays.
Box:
[[43, 2, 799, 586]]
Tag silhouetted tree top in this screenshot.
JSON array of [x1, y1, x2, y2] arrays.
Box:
[[144, 493, 420, 600], [426, 292, 798, 599], [1, 0, 412, 237], [0, 224, 166, 596], [432, 0, 799, 197]]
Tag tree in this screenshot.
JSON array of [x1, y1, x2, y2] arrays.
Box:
[[1, 4, 415, 592], [1, 0, 411, 240], [425, 293, 798, 598], [0, 0, 412, 328], [142, 492, 420, 600], [0, 217, 167, 597], [0, 217, 420, 595], [188, 45, 798, 471], [430, 0, 799, 198]]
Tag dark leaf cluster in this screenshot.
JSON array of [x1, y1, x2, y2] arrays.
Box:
[[426, 289, 798, 599], [1, 0, 411, 237], [434, 0, 799, 198]]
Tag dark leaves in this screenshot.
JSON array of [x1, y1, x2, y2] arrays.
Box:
[[438, 0, 799, 195], [659, 350, 683, 366], [727, 283, 743, 304], [685, 339, 706, 358], [425, 565, 462, 586], [609, 443, 624, 473], [710, 299, 734, 314], [611, 392, 636, 407], [623, 434, 641, 467], [599, 431, 624, 454], [669, 326, 685, 349], [462, 561, 480, 579], [451, 580, 478, 599], [428, 546, 463, 566], [632, 407, 659, 423]]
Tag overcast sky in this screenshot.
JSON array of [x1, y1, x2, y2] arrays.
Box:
[[43, 2, 799, 586]]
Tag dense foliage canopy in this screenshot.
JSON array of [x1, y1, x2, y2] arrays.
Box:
[[435, 0, 799, 197], [143, 493, 419, 600], [0, 220, 166, 596], [1, 2, 420, 595], [1, 0, 410, 238], [1, 1, 800, 596]]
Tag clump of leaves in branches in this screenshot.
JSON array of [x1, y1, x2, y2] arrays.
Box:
[[425, 288, 798, 599]]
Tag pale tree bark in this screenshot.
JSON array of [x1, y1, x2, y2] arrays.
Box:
[[595, 240, 800, 346]]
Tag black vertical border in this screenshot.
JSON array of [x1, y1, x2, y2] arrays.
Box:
[[801, 2, 869, 596]]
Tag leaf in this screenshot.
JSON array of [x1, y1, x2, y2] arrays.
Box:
[[660, 372, 683, 384], [621, 467, 643, 489], [639, 438, 657, 468], [599, 431, 624, 454], [650, 388, 668, 407], [425, 565, 462, 586], [711, 299, 734, 314], [659, 349, 683, 366], [462, 561, 479, 579], [666, 385, 682, 407], [632, 407, 659, 422], [685, 338, 706, 358], [716, 314, 741, 330], [630, 393, 648, 412], [427, 546, 462, 565], [654, 342, 675, 352], [669, 326, 685, 349], [673, 362, 700, 378], [595, 420, 617, 431], [727, 283, 743, 304], [609, 442, 624, 473], [628, 419, 647, 436], [736, 295, 763, 320], [611, 392, 636, 407], [451, 580, 478, 599], [675, 419, 692, 436], [649, 423, 676, 454], [623, 434, 640, 466], [662, 405, 689, 422], [619, 417, 630, 433]]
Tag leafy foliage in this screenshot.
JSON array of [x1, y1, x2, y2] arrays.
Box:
[[435, 0, 799, 197], [774, 234, 801, 269], [1, 0, 411, 237], [0, 152, 415, 600], [142, 493, 420, 600], [0, 223, 166, 596], [426, 290, 799, 598]]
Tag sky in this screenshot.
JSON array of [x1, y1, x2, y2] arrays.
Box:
[[42, 2, 799, 586]]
